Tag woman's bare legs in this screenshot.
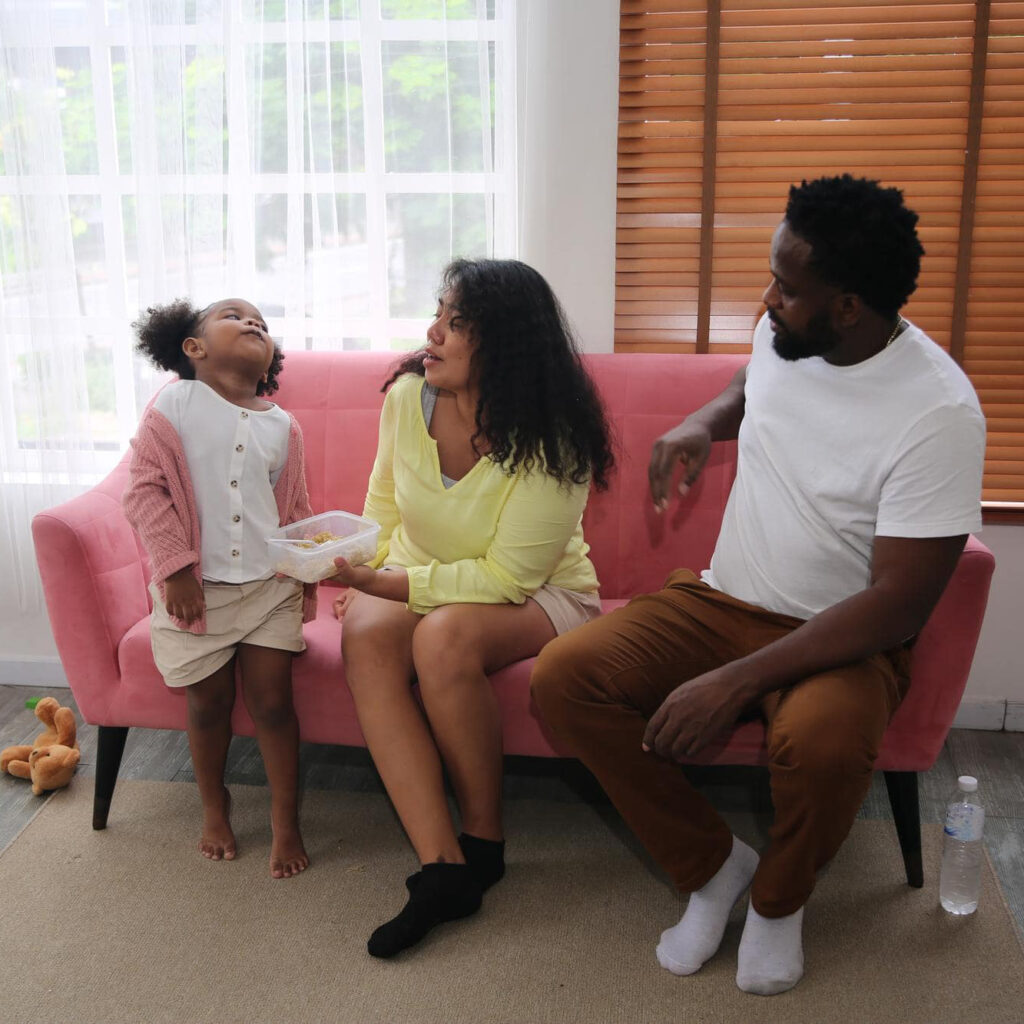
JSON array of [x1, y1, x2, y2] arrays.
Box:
[[343, 594, 556, 858], [340, 594, 456, 862], [412, 600, 556, 843], [238, 643, 308, 879], [342, 593, 556, 957], [185, 658, 237, 860]]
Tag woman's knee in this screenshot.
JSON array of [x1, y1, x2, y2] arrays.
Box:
[[341, 611, 415, 695], [411, 607, 480, 682]]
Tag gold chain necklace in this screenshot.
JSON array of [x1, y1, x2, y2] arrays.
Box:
[[884, 317, 906, 348]]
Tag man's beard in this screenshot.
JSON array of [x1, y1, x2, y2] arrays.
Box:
[[769, 309, 841, 361]]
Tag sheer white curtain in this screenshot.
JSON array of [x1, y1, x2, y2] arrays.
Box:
[[0, 0, 517, 614]]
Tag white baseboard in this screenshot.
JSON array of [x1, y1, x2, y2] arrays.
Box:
[[952, 698, 1006, 731], [1004, 702, 1024, 733], [0, 658, 68, 688]]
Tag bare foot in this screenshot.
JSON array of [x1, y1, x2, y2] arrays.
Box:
[[198, 788, 236, 862], [270, 823, 309, 879]]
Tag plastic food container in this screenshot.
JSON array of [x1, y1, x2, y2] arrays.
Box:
[[267, 511, 380, 584]]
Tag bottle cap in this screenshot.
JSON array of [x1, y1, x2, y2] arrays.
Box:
[[958, 775, 978, 792]]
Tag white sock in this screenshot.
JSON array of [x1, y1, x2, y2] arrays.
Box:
[[656, 836, 759, 975], [736, 901, 805, 995]]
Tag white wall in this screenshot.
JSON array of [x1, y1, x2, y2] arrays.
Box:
[[960, 524, 1023, 722], [516, 0, 619, 352], [3, 1, 1022, 726], [0, 587, 64, 685]]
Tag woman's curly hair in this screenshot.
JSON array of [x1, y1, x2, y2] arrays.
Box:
[[785, 175, 924, 320], [132, 298, 284, 396], [384, 258, 615, 490]]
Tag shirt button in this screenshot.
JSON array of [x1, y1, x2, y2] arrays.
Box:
[[236, 444, 244, 452], [241, 412, 248, 419], [230, 480, 238, 488], [231, 549, 239, 557], [232, 514, 240, 523]]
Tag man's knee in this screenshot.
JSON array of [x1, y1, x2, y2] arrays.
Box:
[[530, 629, 596, 730], [769, 720, 878, 783]]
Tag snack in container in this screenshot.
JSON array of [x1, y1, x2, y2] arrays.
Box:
[[267, 511, 380, 584]]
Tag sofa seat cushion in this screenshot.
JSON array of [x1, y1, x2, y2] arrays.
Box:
[[114, 595, 778, 760], [115, 594, 921, 769]]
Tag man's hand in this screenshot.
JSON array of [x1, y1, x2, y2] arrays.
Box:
[[642, 666, 754, 761], [163, 568, 205, 624], [648, 421, 713, 512], [648, 363, 746, 511]]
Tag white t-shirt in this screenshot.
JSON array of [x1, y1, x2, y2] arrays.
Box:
[[153, 380, 291, 583], [702, 314, 985, 620]]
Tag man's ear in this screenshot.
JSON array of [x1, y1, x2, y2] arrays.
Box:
[[182, 335, 205, 360], [833, 292, 862, 330]]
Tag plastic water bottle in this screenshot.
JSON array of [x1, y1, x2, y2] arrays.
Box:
[[939, 775, 985, 915]]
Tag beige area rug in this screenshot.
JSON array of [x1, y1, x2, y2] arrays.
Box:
[[2, 781, 1022, 1024]]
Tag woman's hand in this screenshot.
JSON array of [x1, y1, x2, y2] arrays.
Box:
[[331, 557, 378, 590], [332, 588, 358, 621], [332, 559, 411, 604], [163, 568, 205, 624]]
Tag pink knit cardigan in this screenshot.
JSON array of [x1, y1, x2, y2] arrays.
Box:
[[122, 406, 317, 634]]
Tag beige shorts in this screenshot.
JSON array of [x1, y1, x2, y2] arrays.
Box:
[[149, 576, 306, 688], [529, 584, 603, 637]]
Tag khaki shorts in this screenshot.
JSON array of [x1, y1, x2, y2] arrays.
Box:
[[149, 576, 306, 688], [529, 584, 603, 637]]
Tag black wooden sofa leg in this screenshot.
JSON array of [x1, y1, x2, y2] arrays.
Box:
[[883, 769, 924, 888], [93, 725, 129, 830]]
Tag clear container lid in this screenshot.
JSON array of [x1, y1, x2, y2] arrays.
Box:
[[957, 775, 978, 792]]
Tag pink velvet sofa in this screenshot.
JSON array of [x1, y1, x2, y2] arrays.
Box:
[[32, 351, 995, 886]]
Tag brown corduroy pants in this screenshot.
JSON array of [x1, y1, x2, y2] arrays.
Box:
[[531, 570, 910, 918]]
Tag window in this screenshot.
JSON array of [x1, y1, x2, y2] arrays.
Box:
[[0, 0, 516, 474], [615, 0, 1024, 504]]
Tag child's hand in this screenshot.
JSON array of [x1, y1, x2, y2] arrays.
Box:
[[332, 588, 357, 621], [164, 568, 205, 624]]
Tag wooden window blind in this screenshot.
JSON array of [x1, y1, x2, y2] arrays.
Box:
[[616, 0, 1024, 504]]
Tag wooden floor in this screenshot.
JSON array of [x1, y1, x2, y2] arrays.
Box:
[[3, 683, 1022, 940]]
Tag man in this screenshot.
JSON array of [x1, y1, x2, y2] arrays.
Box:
[[531, 175, 985, 995]]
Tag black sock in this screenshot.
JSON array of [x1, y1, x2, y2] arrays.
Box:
[[458, 832, 506, 891], [367, 862, 482, 958]]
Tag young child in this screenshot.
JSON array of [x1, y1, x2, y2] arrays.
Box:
[[124, 297, 316, 879]]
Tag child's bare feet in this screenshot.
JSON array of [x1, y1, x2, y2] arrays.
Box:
[[270, 823, 309, 879], [199, 788, 236, 861]]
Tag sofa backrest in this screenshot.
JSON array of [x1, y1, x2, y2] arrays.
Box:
[[272, 350, 748, 601]]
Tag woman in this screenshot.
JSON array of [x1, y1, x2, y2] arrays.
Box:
[[331, 258, 615, 957]]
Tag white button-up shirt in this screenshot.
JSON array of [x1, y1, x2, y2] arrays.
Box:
[[152, 379, 291, 582]]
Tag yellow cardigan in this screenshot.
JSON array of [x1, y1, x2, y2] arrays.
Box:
[[364, 373, 599, 615]]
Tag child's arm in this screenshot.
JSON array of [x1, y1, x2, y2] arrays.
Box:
[[162, 567, 206, 624], [280, 416, 315, 526], [122, 410, 201, 585]]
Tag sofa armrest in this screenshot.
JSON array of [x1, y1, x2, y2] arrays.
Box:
[[884, 534, 996, 765], [31, 457, 149, 725]]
